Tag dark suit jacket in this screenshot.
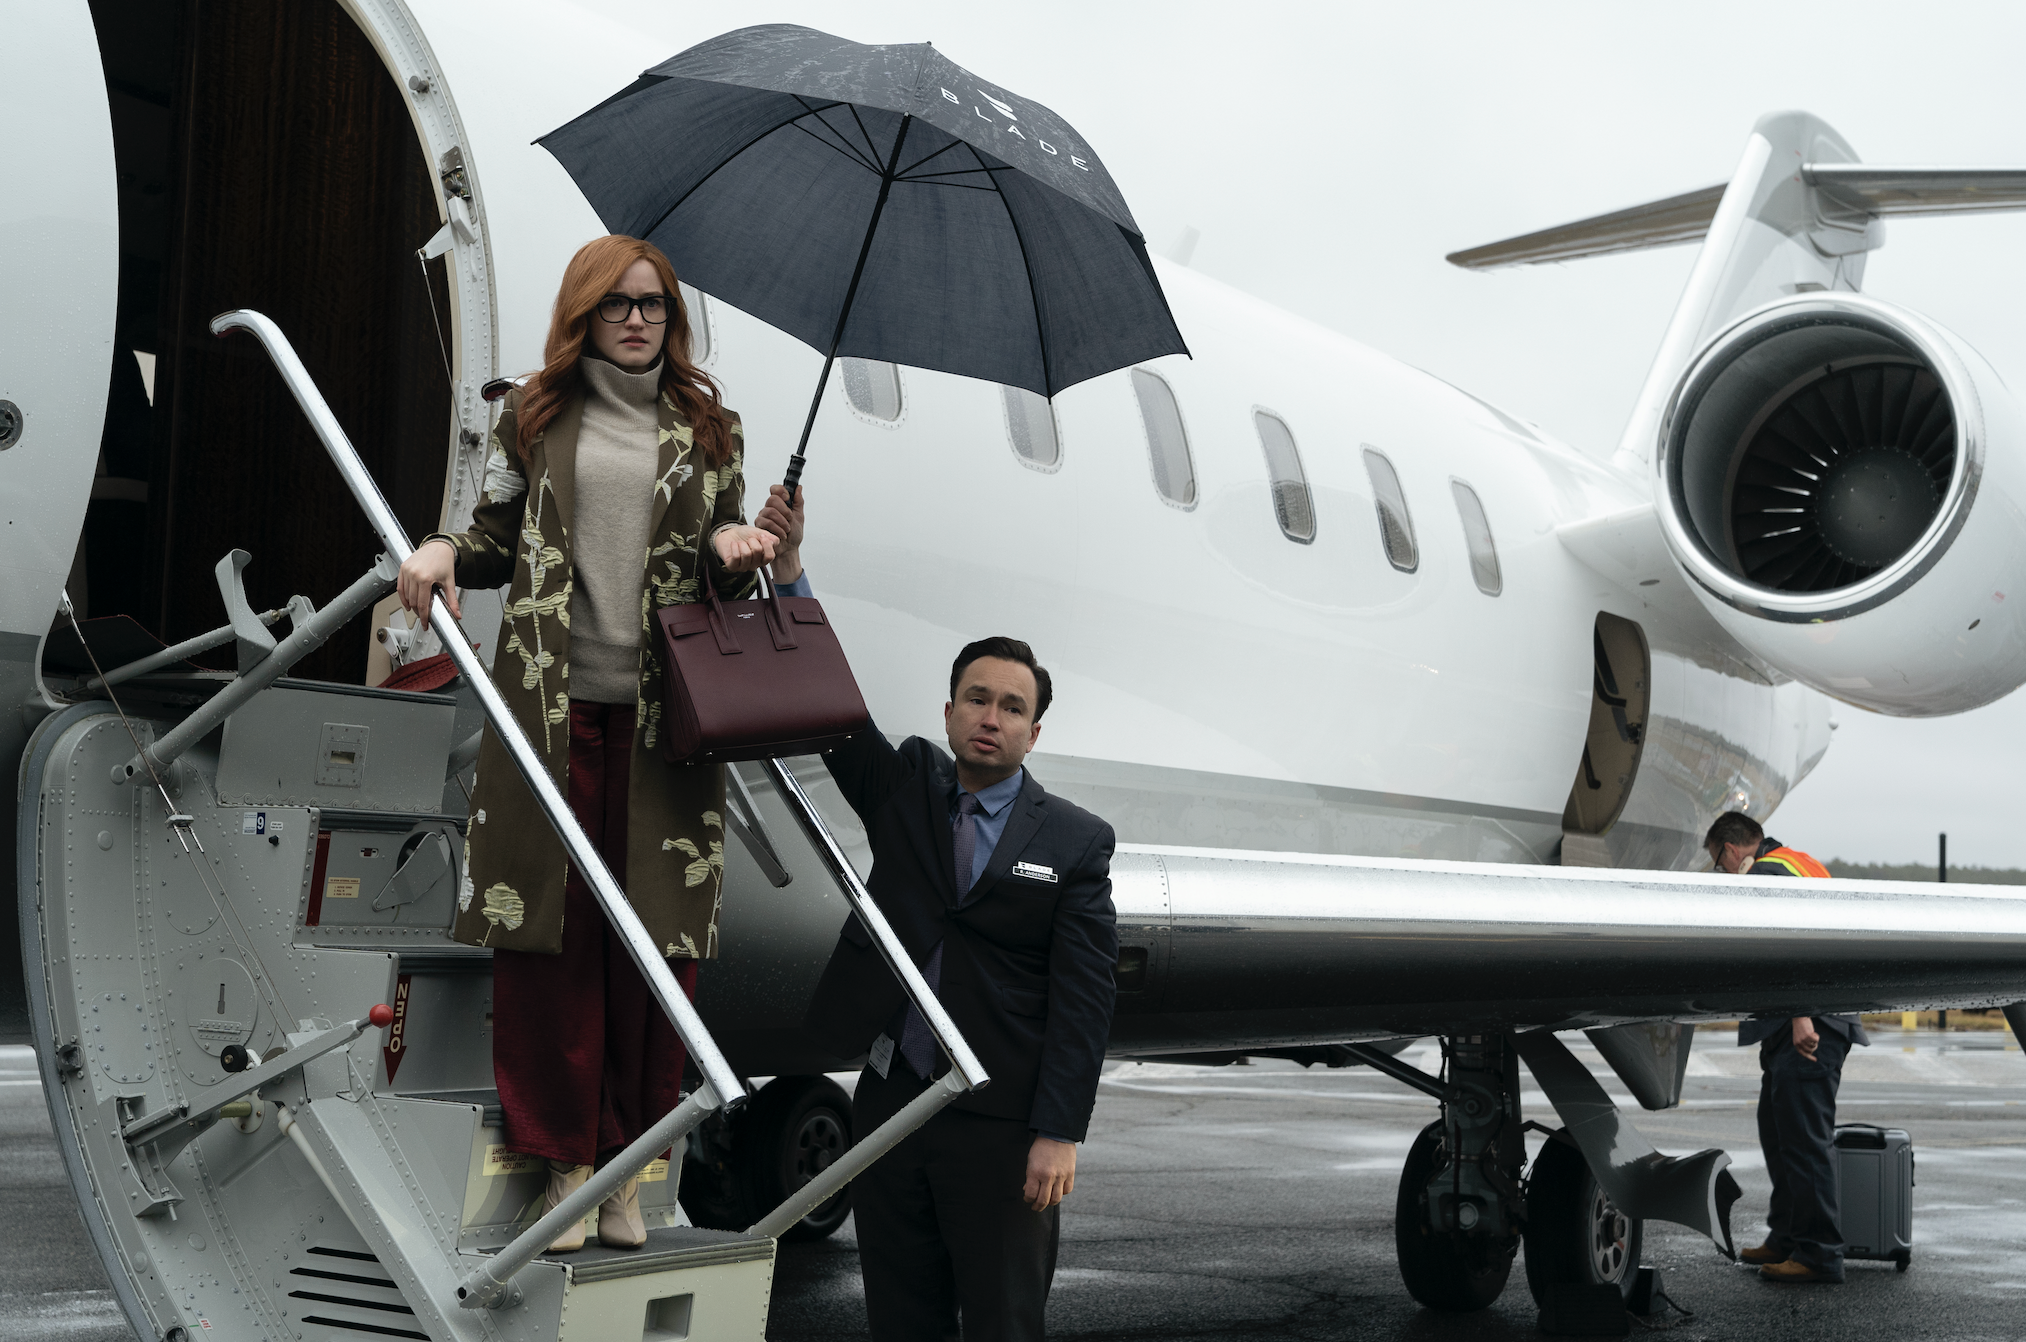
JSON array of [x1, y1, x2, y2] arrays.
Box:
[[803, 729, 1119, 1141]]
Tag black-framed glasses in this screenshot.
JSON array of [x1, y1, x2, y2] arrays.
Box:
[[596, 293, 670, 324]]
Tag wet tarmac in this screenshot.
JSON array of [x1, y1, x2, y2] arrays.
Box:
[[7, 1029, 2025, 1340]]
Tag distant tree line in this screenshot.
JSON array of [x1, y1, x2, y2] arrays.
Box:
[[1826, 861, 2026, 885]]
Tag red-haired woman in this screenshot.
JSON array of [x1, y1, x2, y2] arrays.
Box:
[[397, 236, 799, 1250]]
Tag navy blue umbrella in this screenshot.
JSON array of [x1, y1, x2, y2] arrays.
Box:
[[538, 24, 1188, 493]]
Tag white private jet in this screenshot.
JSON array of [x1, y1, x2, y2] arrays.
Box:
[[9, 2, 2026, 1338]]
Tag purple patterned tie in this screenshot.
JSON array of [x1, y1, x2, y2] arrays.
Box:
[[896, 793, 985, 1078]]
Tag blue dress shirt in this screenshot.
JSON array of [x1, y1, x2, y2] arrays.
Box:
[[952, 768, 1026, 893]]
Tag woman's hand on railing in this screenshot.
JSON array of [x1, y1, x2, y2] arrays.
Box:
[[398, 539, 461, 631], [712, 524, 779, 574]]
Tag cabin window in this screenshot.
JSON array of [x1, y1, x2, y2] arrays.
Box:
[[1003, 386, 1061, 469], [679, 282, 711, 363], [1131, 369, 1196, 508], [842, 358, 903, 421], [1450, 480, 1502, 595], [1253, 411, 1313, 543], [1362, 448, 1417, 572]]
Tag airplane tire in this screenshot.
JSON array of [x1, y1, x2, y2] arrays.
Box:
[[1522, 1134, 1642, 1307], [737, 1075, 855, 1241], [1395, 1119, 1515, 1312]]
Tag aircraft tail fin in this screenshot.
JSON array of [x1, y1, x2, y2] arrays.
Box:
[[1449, 111, 2026, 466]]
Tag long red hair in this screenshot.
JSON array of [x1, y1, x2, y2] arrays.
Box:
[[516, 236, 731, 466]]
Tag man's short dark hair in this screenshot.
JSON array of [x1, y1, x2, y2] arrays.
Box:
[[1704, 811, 1764, 853], [949, 636, 1053, 721]]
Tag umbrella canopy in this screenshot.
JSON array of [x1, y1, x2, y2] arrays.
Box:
[[538, 24, 1188, 479]]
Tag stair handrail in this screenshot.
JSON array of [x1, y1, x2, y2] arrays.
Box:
[[208, 309, 747, 1120], [740, 758, 991, 1239], [761, 758, 989, 1091]]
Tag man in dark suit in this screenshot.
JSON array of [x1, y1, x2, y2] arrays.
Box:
[[1706, 811, 1869, 1285], [804, 635, 1118, 1341]]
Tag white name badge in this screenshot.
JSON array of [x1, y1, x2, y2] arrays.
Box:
[[868, 1032, 894, 1080], [1013, 861, 1058, 884]]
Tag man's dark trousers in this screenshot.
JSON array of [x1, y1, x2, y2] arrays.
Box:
[[1757, 1023, 1851, 1279], [852, 1062, 1058, 1342]]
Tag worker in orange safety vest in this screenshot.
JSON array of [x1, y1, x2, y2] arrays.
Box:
[[1705, 810, 1870, 1286]]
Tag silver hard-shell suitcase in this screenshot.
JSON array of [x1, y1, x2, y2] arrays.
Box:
[[1835, 1123, 1914, 1269]]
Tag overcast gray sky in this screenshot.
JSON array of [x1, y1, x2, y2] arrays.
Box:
[[582, 0, 2026, 867]]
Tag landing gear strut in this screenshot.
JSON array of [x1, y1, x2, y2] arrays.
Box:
[[1395, 1035, 1525, 1311]]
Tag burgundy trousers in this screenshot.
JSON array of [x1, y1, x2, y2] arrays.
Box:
[[492, 701, 695, 1166]]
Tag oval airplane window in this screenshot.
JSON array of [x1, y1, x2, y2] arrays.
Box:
[[1362, 447, 1418, 572], [1132, 368, 1196, 508], [1450, 479, 1502, 595], [842, 357, 903, 421], [679, 282, 711, 364], [1003, 386, 1061, 470], [1254, 411, 1314, 543]]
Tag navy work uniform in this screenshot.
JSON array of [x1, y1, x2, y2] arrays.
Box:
[[1738, 838, 1869, 1282]]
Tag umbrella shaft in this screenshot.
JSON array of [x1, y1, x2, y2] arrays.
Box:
[[785, 114, 915, 496]]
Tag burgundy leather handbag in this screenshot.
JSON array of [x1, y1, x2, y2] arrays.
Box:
[[656, 567, 870, 764]]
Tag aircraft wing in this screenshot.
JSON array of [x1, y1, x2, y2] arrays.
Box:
[[705, 781, 2026, 1077], [1108, 845, 2026, 1054]]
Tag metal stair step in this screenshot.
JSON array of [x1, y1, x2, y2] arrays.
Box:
[[541, 1226, 773, 1285]]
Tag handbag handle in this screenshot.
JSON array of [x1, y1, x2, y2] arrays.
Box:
[[698, 531, 798, 653], [755, 564, 799, 652]]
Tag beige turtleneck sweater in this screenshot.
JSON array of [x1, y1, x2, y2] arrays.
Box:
[[569, 357, 661, 704]]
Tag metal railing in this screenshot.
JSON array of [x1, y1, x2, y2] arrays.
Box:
[[745, 759, 990, 1238], [213, 309, 991, 1292], [211, 310, 743, 1309]]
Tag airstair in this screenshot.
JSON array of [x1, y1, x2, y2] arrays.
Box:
[[19, 311, 985, 1341]]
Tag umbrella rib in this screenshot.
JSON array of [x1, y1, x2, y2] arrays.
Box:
[[898, 165, 1016, 182], [792, 96, 882, 173], [634, 102, 858, 242], [896, 138, 970, 178], [894, 179, 1005, 193], [842, 102, 889, 174], [968, 140, 1053, 396], [788, 118, 883, 175]]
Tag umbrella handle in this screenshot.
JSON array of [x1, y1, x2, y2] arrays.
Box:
[[777, 348, 834, 496]]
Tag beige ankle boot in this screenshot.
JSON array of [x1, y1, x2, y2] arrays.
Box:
[[544, 1161, 591, 1252], [597, 1176, 646, 1249]]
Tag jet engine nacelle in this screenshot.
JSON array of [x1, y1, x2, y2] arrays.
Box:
[[1656, 293, 2026, 716]]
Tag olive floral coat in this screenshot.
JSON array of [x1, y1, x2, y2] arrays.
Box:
[[431, 386, 757, 958]]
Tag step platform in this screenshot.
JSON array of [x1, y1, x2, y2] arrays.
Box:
[[488, 1226, 775, 1340]]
